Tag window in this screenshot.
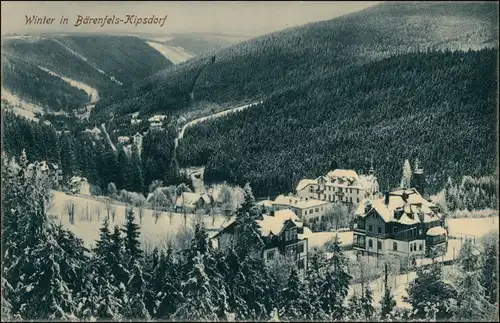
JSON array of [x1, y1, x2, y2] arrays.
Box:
[[309, 209, 314, 214], [393, 242, 398, 251], [368, 224, 373, 232], [392, 227, 397, 234], [419, 244, 423, 251], [410, 243, 413, 252], [377, 226, 382, 234], [357, 197, 360, 203], [292, 229, 297, 241], [368, 239, 373, 248], [315, 207, 319, 212], [297, 243, 304, 254], [350, 188, 352, 194], [321, 207, 323, 211], [267, 250, 275, 260], [377, 241, 382, 250], [349, 197, 353, 203], [298, 258, 305, 269]]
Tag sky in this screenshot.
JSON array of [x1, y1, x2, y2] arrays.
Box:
[[1, 1, 381, 37]]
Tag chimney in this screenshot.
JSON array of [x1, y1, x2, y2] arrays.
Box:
[[384, 191, 390, 206], [270, 210, 275, 217]]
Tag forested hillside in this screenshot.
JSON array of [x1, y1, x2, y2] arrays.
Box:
[[177, 49, 497, 197], [91, 1, 498, 120], [1, 35, 173, 113]]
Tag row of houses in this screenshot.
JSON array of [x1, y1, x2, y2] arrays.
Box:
[[212, 163, 448, 275]]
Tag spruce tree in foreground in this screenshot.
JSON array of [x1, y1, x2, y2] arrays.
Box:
[[453, 238, 495, 321], [380, 262, 397, 320], [281, 267, 312, 321]]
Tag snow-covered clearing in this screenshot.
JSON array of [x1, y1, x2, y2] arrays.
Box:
[[146, 41, 195, 64], [304, 231, 353, 249], [38, 66, 99, 103], [1, 87, 43, 121], [48, 191, 232, 250], [447, 216, 498, 238]]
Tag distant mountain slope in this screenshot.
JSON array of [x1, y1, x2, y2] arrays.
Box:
[[1, 34, 173, 115], [91, 1, 498, 119]]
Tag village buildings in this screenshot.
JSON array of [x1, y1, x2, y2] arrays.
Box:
[[26, 160, 63, 186], [295, 168, 380, 205], [353, 187, 447, 259], [175, 191, 215, 213], [117, 136, 130, 144], [83, 125, 102, 139], [272, 194, 331, 224], [68, 176, 91, 195], [212, 209, 309, 275]]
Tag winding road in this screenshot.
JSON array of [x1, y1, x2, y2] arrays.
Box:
[[172, 101, 264, 188]]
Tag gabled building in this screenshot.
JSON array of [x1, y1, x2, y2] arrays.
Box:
[[272, 194, 331, 224], [68, 176, 90, 195], [83, 125, 102, 139], [295, 168, 380, 205], [212, 209, 309, 275], [148, 115, 168, 123], [26, 160, 63, 186], [353, 188, 447, 259], [175, 192, 214, 213], [117, 136, 130, 144]]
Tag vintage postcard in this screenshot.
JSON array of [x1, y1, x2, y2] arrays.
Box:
[[1, 1, 498, 322]]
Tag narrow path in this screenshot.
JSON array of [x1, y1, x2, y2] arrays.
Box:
[[172, 101, 263, 174], [101, 123, 117, 152]]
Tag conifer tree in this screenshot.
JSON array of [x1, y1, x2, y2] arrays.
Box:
[[124, 262, 151, 321], [281, 267, 312, 321], [122, 207, 143, 265], [361, 285, 375, 319], [155, 246, 180, 319], [173, 252, 218, 321], [453, 238, 494, 320], [482, 232, 498, 305], [347, 293, 362, 321], [234, 183, 264, 260], [319, 235, 351, 320], [400, 159, 412, 189], [406, 261, 457, 320], [305, 249, 329, 320]]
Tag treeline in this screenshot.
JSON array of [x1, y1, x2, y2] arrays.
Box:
[[175, 49, 497, 198], [91, 1, 497, 121], [2, 111, 185, 195], [444, 176, 498, 212], [2, 55, 89, 112], [2, 159, 498, 322]]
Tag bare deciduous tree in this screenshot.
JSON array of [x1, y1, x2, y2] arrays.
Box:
[[105, 199, 113, 221], [111, 206, 116, 222], [66, 200, 76, 225], [93, 203, 103, 222]]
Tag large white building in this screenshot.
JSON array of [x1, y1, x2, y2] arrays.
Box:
[[272, 194, 331, 224], [295, 168, 380, 206]]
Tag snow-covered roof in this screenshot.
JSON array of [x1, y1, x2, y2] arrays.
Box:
[[118, 136, 130, 141], [327, 169, 359, 180], [69, 176, 88, 185], [175, 192, 211, 208], [359, 188, 441, 224], [358, 174, 378, 190], [426, 226, 447, 236], [295, 179, 316, 191], [148, 115, 168, 122], [273, 194, 330, 209], [256, 209, 303, 237]]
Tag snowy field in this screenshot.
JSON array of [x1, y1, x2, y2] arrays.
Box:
[[447, 216, 498, 238], [146, 41, 195, 64], [304, 231, 353, 249], [48, 191, 232, 250], [1, 87, 44, 121]]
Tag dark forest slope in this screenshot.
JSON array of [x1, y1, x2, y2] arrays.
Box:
[[91, 1, 498, 119], [1, 35, 173, 113]]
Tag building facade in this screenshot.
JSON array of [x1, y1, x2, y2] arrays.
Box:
[[272, 194, 331, 224], [212, 209, 309, 275], [353, 188, 447, 259], [132, 132, 144, 153], [295, 169, 380, 206]]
